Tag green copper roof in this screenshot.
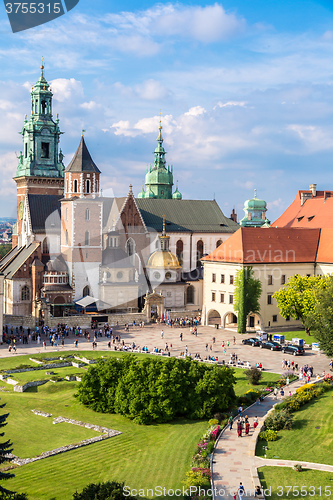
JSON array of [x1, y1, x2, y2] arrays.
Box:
[[15, 64, 64, 179], [239, 190, 270, 227]]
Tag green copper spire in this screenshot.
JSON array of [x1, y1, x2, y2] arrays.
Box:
[[138, 120, 174, 199], [15, 61, 64, 179], [239, 189, 271, 227]]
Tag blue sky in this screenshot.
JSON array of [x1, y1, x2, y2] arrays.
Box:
[[1, 0, 333, 221]]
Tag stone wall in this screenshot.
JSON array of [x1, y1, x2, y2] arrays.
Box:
[[14, 380, 48, 392], [4, 309, 201, 330]]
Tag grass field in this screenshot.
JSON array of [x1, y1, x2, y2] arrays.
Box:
[[0, 351, 282, 499], [256, 391, 333, 465], [258, 467, 333, 500]]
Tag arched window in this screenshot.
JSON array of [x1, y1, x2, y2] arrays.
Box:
[[42, 237, 49, 255], [21, 285, 30, 301], [216, 239, 222, 248], [126, 238, 135, 264], [196, 240, 204, 267], [186, 285, 195, 304], [85, 208, 90, 221], [176, 239, 183, 265], [85, 231, 90, 246], [74, 179, 78, 193], [86, 179, 90, 194], [83, 285, 90, 297]]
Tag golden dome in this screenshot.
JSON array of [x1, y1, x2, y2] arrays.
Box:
[[147, 250, 181, 270]]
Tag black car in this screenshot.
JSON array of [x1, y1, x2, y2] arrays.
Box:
[[260, 341, 282, 351], [282, 345, 305, 356], [242, 337, 261, 347]]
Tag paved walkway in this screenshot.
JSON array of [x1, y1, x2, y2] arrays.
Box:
[[212, 377, 332, 500]]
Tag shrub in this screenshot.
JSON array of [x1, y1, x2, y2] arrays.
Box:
[[210, 425, 221, 441], [73, 481, 136, 499], [258, 429, 278, 441], [183, 470, 210, 489], [208, 418, 219, 426], [245, 367, 262, 385], [265, 409, 293, 431]]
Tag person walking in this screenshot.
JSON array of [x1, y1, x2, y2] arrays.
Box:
[[237, 420, 242, 437], [253, 416, 258, 429], [238, 483, 245, 500], [228, 415, 233, 430], [161, 330, 164, 339]]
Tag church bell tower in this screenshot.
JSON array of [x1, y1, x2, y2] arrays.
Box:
[[13, 61, 65, 246]]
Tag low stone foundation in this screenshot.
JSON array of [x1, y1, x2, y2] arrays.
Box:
[[8, 413, 121, 466]]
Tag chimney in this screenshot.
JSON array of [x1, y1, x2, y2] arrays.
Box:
[[309, 184, 317, 197]]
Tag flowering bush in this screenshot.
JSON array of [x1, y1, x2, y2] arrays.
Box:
[[208, 418, 219, 426], [259, 429, 278, 441], [210, 425, 221, 441], [183, 470, 210, 488], [191, 467, 212, 479]]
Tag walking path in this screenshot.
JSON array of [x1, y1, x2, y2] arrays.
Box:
[[212, 377, 332, 500]]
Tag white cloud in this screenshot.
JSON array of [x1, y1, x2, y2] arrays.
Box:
[[135, 79, 170, 100], [80, 101, 99, 110], [215, 101, 247, 109], [286, 124, 333, 151], [184, 106, 206, 116], [51, 78, 84, 102]]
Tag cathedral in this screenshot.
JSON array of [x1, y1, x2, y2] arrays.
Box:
[[0, 65, 239, 322]]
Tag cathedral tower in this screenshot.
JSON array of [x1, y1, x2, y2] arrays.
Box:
[[138, 122, 182, 199], [13, 62, 64, 246], [61, 136, 102, 300]]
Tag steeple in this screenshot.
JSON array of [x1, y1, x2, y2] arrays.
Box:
[[15, 60, 64, 179], [64, 136, 101, 199], [138, 120, 174, 199]]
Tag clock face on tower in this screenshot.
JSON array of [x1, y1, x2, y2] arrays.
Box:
[[18, 201, 24, 220]]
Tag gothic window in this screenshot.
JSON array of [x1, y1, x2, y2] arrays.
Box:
[[216, 239, 222, 248], [74, 180, 78, 193], [186, 285, 195, 304], [41, 142, 49, 159], [85, 208, 90, 221], [86, 180, 90, 194], [126, 238, 135, 264], [176, 240, 183, 265], [85, 231, 90, 246], [83, 285, 90, 297], [196, 240, 204, 267], [21, 285, 30, 301], [42, 237, 49, 255]]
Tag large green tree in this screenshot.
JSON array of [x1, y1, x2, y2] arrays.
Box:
[[305, 276, 333, 356], [0, 401, 15, 496], [234, 266, 262, 333], [273, 274, 326, 334], [75, 355, 236, 424]]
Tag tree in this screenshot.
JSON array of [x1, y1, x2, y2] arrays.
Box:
[[273, 275, 326, 334], [0, 401, 15, 496], [305, 276, 333, 356], [234, 267, 262, 333], [244, 367, 262, 385]]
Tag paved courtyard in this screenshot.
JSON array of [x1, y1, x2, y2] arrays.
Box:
[[0, 322, 330, 376]]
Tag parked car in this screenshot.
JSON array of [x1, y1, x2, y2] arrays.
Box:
[[282, 345, 305, 356], [259, 341, 282, 351], [242, 337, 261, 347]]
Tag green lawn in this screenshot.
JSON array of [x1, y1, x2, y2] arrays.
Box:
[[258, 467, 333, 500], [0, 351, 282, 499], [275, 330, 314, 343], [256, 391, 333, 465], [233, 369, 281, 396]]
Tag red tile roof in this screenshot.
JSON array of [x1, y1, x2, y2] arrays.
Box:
[[316, 228, 333, 263], [273, 190, 333, 228], [202, 227, 321, 264]]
